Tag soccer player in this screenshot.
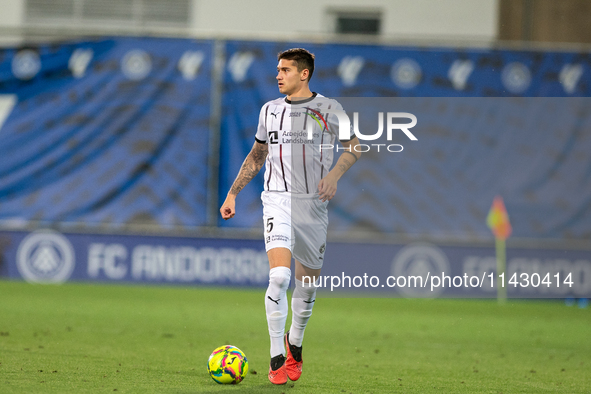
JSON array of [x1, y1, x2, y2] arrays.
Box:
[[220, 48, 360, 385]]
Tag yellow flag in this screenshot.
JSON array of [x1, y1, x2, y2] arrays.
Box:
[[486, 196, 512, 240]]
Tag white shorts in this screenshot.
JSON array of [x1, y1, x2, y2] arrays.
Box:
[[261, 191, 329, 270]]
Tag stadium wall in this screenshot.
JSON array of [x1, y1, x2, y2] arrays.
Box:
[[0, 36, 589, 294], [0, 229, 589, 298], [0, 0, 498, 42]]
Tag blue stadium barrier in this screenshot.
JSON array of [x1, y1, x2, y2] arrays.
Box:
[[0, 37, 590, 292], [220, 40, 591, 241], [0, 229, 589, 298], [0, 37, 213, 229]]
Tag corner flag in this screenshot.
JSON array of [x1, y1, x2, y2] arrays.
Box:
[[486, 196, 512, 240], [487, 196, 511, 303]]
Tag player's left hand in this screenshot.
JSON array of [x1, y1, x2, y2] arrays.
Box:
[[318, 174, 337, 202]]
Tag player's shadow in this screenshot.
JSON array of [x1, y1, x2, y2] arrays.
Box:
[[175, 381, 305, 394], [175, 385, 301, 394], [172, 370, 307, 394]]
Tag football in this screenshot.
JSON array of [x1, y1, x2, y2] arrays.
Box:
[[207, 345, 249, 384]]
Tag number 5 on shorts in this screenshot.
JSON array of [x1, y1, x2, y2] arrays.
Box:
[[266, 217, 274, 233]]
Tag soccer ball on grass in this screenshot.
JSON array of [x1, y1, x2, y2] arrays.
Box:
[[207, 345, 249, 384]]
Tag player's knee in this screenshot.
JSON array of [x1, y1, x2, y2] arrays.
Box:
[[293, 309, 313, 319], [269, 266, 291, 291], [294, 279, 317, 300]]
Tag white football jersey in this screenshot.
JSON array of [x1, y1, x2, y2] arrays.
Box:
[[255, 93, 354, 195]]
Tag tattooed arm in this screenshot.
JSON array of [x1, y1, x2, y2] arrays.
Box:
[[317, 136, 361, 202], [220, 141, 268, 220]]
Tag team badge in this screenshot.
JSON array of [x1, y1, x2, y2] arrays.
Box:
[[16, 230, 75, 283]]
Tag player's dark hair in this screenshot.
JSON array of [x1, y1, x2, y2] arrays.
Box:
[[278, 48, 315, 81]]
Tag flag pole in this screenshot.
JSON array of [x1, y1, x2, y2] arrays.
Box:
[[495, 237, 506, 303]]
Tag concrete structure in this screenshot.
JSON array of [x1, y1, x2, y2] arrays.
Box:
[[0, 0, 499, 44]]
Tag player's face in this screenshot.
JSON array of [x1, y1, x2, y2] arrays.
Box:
[[276, 59, 305, 96]]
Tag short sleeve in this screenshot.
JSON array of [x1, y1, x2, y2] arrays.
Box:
[[255, 104, 268, 143]]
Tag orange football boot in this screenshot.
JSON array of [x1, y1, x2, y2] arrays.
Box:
[[284, 331, 303, 381], [268, 354, 287, 385]]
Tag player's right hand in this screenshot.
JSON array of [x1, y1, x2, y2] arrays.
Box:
[[220, 195, 236, 220]]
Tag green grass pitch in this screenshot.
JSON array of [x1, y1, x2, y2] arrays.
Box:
[[0, 280, 589, 393]]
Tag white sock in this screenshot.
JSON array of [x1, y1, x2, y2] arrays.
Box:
[[289, 278, 318, 347], [265, 266, 291, 358]]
